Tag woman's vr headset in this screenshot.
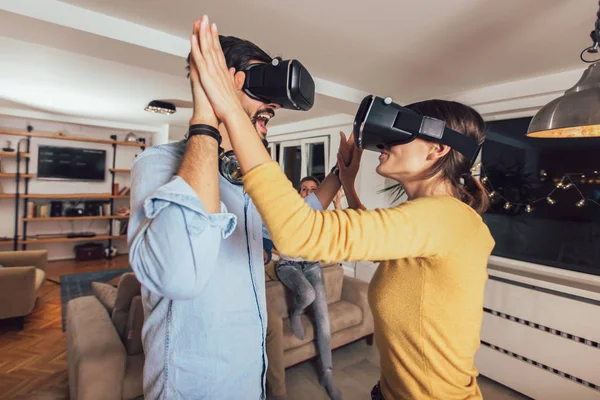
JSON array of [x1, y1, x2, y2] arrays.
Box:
[[353, 96, 482, 165], [243, 58, 315, 111]]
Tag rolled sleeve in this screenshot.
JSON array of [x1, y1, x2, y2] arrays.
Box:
[[128, 146, 239, 300], [304, 192, 324, 211], [144, 176, 237, 238]]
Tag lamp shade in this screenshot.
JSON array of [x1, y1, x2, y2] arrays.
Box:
[[144, 100, 176, 115], [527, 62, 600, 138]]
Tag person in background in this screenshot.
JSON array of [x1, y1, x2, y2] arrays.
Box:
[[333, 187, 345, 210], [188, 20, 495, 399], [272, 164, 360, 400], [299, 176, 320, 198]]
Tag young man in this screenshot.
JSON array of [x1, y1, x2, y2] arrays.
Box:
[[129, 19, 344, 399]]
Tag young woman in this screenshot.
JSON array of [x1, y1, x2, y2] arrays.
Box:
[[275, 174, 356, 400], [189, 16, 494, 400]]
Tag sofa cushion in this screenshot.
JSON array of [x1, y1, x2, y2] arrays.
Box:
[[282, 300, 363, 351], [123, 354, 144, 400], [91, 282, 117, 313], [125, 296, 144, 355], [34, 268, 45, 291], [266, 264, 344, 318], [112, 273, 141, 340], [325, 265, 344, 304]]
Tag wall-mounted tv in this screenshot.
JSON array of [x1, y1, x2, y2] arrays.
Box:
[[37, 145, 106, 181]]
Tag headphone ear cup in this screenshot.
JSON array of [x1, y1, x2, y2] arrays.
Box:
[[219, 150, 243, 185]]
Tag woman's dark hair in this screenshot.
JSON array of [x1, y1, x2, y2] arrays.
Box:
[[406, 100, 489, 214], [299, 176, 320, 192], [186, 35, 272, 77]]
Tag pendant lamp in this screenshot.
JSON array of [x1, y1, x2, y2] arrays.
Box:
[[527, 3, 600, 138]]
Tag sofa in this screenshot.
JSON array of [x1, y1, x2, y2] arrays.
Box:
[[265, 261, 374, 368], [66, 264, 373, 400], [67, 273, 143, 400], [0, 250, 48, 328]]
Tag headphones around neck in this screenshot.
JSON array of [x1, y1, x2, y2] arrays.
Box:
[[218, 139, 269, 185]]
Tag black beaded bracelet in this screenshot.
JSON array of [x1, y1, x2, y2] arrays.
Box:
[[187, 124, 222, 145]]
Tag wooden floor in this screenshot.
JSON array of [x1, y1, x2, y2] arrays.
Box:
[[0, 255, 130, 400], [0, 255, 526, 400], [283, 340, 529, 400]]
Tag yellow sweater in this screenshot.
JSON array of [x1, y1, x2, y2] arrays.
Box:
[[244, 162, 495, 400]]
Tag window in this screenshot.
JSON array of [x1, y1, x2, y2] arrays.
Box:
[[482, 117, 600, 276], [270, 137, 329, 189]]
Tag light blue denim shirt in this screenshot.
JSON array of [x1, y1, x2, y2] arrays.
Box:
[[128, 141, 269, 400]]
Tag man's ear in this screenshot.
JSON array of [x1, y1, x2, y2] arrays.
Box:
[[233, 69, 246, 90]]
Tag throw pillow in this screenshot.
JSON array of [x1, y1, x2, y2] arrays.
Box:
[[91, 282, 117, 313]]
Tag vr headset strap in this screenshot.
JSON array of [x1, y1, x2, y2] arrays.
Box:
[[392, 113, 481, 163]]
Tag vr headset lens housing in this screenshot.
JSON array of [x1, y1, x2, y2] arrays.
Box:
[[243, 58, 315, 111], [353, 96, 482, 165]]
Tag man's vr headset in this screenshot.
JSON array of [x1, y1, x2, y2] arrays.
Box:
[[353, 96, 482, 165], [243, 57, 315, 111]]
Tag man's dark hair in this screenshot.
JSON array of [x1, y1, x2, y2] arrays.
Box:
[[186, 35, 271, 78]]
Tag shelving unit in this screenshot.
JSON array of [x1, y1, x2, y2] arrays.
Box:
[[0, 151, 29, 158], [23, 215, 129, 222], [0, 129, 145, 253], [0, 129, 143, 147], [17, 235, 128, 245], [0, 173, 35, 179]]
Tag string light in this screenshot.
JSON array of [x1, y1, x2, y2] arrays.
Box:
[[480, 165, 600, 213], [470, 162, 482, 172]]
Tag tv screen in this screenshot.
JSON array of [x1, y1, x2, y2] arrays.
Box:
[[37, 145, 106, 181]]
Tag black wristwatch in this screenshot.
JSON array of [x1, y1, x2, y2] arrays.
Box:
[[331, 165, 340, 178], [187, 124, 222, 146]]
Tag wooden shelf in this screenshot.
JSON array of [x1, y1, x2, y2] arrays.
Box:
[[0, 193, 129, 200], [109, 169, 131, 173], [23, 215, 129, 222], [0, 129, 146, 148], [0, 193, 129, 199], [0, 173, 35, 179], [0, 151, 29, 158], [23, 193, 114, 199], [16, 235, 127, 245]]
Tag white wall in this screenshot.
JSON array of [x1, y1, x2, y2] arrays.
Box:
[[0, 115, 152, 260]]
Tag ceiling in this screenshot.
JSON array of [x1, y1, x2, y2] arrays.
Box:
[[0, 0, 596, 138]]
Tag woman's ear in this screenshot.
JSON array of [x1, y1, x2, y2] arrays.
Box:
[[428, 143, 451, 161], [233, 68, 245, 90]]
